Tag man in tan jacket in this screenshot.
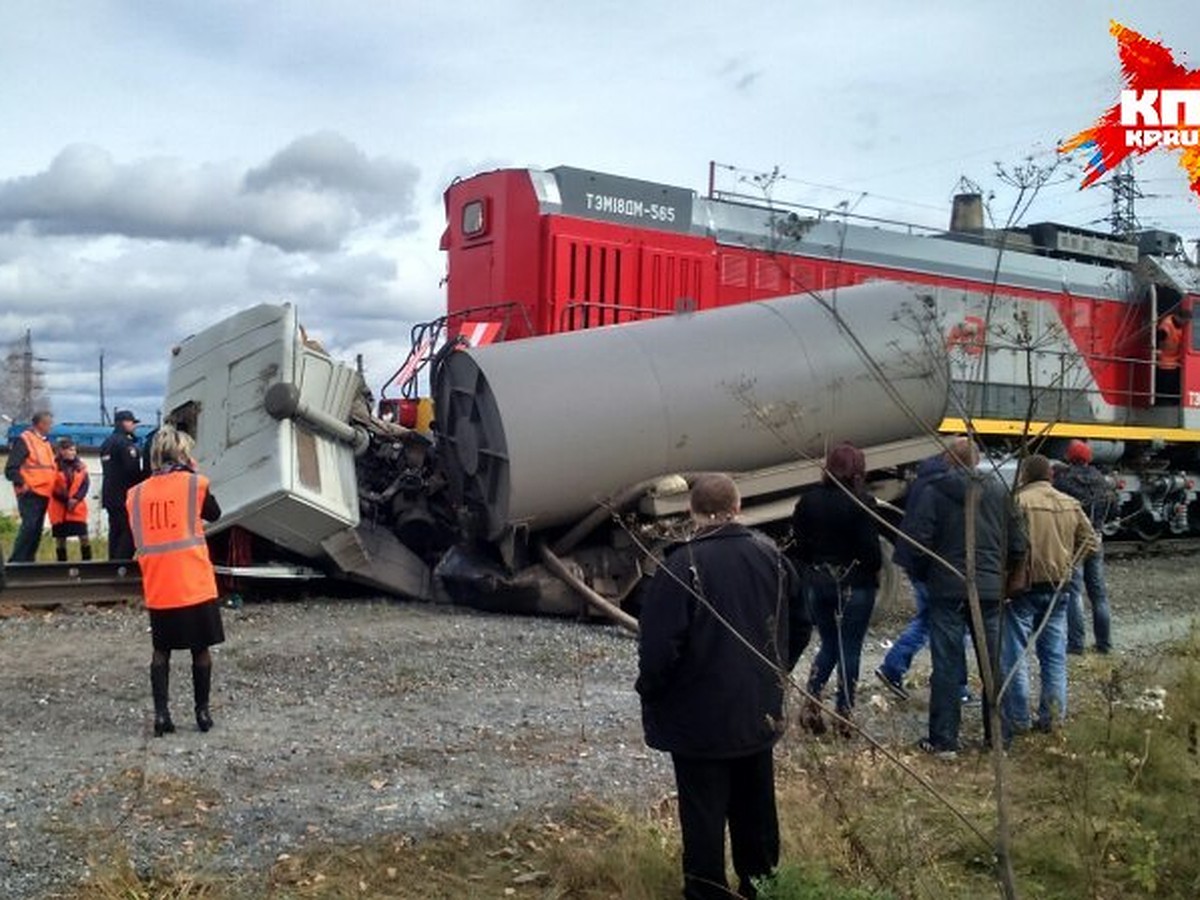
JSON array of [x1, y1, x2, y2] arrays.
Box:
[[1002, 454, 1098, 740]]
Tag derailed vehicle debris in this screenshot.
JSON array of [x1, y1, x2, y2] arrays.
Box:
[[165, 284, 948, 619]]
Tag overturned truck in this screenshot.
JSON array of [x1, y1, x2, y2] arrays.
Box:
[[164, 284, 949, 617]]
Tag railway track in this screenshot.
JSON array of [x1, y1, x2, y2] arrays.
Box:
[[1101, 537, 1200, 560], [0, 560, 336, 610], [1, 537, 1195, 610], [0, 560, 142, 609]]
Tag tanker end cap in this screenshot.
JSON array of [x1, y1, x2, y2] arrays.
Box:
[[265, 382, 301, 421]]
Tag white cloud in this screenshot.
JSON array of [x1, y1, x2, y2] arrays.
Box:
[[0, 133, 419, 252]]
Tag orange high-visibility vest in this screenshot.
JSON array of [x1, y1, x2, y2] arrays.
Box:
[[17, 430, 56, 498], [48, 463, 89, 526], [1157, 315, 1184, 370], [127, 470, 218, 610]]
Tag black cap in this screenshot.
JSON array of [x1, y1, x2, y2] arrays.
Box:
[[114, 409, 140, 424]]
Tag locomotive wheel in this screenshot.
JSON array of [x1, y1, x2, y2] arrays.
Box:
[[1132, 512, 1165, 542]]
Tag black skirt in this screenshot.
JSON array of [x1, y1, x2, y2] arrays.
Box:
[[51, 522, 89, 538], [149, 600, 226, 651]]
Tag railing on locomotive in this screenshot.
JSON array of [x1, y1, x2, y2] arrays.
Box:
[[557, 301, 675, 332], [379, 301, 535, 404]]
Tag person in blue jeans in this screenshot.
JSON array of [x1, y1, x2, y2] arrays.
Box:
[[1004, 455, 1098, 737], [791, 443, 886, 737], [1066, 547, 1111, 653], [1053, 440, 1115, 654], [907, 439, 1026, 755], [876, 451, 973, 703]]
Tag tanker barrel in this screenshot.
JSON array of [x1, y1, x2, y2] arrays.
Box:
[[264, 382, 370, 455], [435, 282, 950, 542]]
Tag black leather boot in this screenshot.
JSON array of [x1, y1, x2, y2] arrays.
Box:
[[55, 544, 67, 562], [81, 542, 93, 561], [151, 661, 175, 736], [193, 662, 213, 732]]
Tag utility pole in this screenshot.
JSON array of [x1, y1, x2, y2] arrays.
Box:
[[21, 329, 33, 419], [99, 351, 110, 425], [7, 330, 51, 421], [1106, 158, 1142, 238]]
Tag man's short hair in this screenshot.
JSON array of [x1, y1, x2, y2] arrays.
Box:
[[690, 473, 740, 519], [56, 437, 75, 450], [31, 410, 52, 427], [945, 436, 979, 469], [1021, 453, 1053, 485]]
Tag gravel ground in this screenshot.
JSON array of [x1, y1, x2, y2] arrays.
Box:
[[1, 555, 1197, 899]]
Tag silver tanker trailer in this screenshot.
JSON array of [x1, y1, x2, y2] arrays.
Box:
[[162, 282, 949, 617]]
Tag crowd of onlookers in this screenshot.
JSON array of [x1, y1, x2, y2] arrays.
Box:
[[788, 436, 1113, 756], [636, 438, 1115, 898]]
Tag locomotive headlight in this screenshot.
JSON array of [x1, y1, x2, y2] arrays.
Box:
[[462, 200, 487, 237]]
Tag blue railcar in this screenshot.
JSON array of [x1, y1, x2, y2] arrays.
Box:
[[4, 422, 154, 451]]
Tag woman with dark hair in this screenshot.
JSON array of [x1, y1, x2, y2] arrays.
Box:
[[790, 443, 883, 736]]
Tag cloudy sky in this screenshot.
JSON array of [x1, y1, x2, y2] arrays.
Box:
[[1, 1, 1197, 422]]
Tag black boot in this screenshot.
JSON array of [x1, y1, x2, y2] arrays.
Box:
[[193, 662, 213, 732], [150, 661, 175, 736], [55, 544, 67, 562], [81, 542, 93, 561]]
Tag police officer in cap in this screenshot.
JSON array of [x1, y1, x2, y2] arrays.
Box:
[[100, 409, 147, 560]]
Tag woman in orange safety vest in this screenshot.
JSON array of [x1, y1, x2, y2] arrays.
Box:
[[48, 437, 93, 562], [127, 425, 223, 737]]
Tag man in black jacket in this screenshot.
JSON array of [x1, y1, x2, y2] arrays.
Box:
[[908, 441, 1026, 756], [637, 473, 811, 900], [99, 410, 146, 560], [1053, 440, 1115, 653]]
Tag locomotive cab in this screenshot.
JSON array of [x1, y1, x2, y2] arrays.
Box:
[[1139, 256, 1200, 418]]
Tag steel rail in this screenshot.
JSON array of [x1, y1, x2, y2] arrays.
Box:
[[0, 560, 142, 609], [1102, 537, 1200, 560]]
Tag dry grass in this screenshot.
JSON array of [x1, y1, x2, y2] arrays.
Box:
[[61, 632, 1200, 900]]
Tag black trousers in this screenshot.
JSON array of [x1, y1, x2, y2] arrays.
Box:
[[106, 504, 135, 560], [11, 493, 48, 562], [672, 748, 779, 900]]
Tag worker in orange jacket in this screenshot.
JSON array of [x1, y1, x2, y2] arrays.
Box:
[[127, 425, 223, 737], [49, 437, 93, 562], [1155, 308, 1190, 404], [4, 410, 56, 561]]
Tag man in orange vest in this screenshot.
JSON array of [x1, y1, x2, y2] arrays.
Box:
[[49, 437, 93, 562], [4, 410, 56, 562], [1155, 308, 1190, 405], [128, 425, 223, 737]]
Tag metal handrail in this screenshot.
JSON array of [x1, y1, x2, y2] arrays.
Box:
[[380, 301, 534, 400]]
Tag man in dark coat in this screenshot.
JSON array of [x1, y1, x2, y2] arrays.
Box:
[[99, 410, 146, 560], [877, 446, 972, 703], [637, 473, 811, 900], [908, 441, 1026, 756]]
